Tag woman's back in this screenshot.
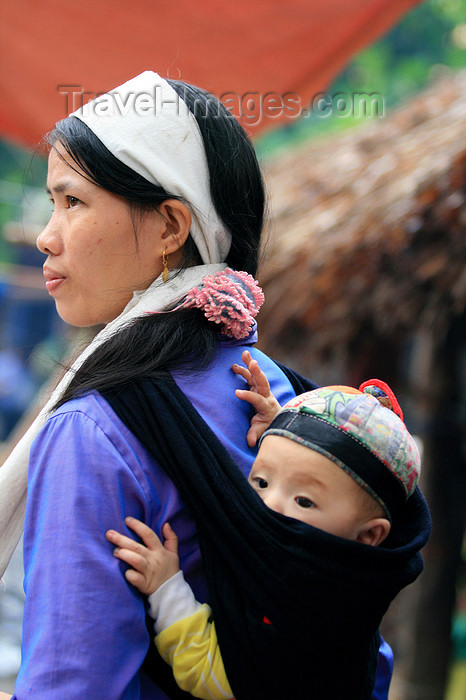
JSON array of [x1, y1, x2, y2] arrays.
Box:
[[16, 330, 297, 699]]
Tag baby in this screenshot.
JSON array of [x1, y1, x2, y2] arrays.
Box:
[[106, 352, 421, 699]]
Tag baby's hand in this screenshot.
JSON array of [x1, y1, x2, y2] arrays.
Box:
[[106, 518, 179, 595], [233, 350, 282, 447]]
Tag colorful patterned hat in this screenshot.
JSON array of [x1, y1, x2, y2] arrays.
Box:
[[261, 380, 420, 520]]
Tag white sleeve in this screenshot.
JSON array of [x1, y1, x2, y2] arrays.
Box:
[[148, 570, 203, 634]]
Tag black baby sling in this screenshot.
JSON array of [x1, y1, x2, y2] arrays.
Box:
[[102, 366, 430, 700]]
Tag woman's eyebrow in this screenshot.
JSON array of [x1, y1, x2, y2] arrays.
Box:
[[46, 180, 75, 195]]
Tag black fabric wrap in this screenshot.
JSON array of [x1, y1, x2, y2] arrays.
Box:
[[102, 369, 430, 700]]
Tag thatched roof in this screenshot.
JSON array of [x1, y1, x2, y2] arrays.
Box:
[[258, 70, 466, 357]]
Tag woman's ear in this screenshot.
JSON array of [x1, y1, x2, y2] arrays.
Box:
[[356, 518, 391, 547], [157, 199, 192, 254]]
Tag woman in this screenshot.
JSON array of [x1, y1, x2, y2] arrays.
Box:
[[0, 72, 392, 699]]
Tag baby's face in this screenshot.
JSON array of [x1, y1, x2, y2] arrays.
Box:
[[249, 435, 369, 540]]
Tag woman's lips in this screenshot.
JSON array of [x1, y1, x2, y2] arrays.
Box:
[[43, 267, 67, 294], [45, 277, 66, 293]]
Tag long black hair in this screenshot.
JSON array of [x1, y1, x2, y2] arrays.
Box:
[[48, 80, 266, 409]]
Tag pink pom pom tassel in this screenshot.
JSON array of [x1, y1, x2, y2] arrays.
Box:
[[182, 268, 264, 339]]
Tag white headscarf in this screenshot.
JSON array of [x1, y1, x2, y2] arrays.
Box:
[[0, 71, 231, 578], [72, 72, 231, 264]]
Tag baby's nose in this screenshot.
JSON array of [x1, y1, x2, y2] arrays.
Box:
[[263, 492, 285, 515]]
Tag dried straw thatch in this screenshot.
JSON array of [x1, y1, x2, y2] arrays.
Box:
[[258, 75, 466, 700], [259, 70, 466, 359]]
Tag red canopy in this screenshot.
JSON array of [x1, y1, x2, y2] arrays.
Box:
[[0, 0, 421, 146]]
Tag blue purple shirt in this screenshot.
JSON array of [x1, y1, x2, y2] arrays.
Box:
[[13, 329, 392, 699]]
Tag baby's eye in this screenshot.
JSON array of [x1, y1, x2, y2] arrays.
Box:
[[65, 196, 80, 208], [252, 477, 268, 489], [295, 496, 315, 509]]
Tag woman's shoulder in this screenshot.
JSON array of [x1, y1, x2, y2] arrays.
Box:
[[30, 391, 170, 512], [35, 390, 155, 471], [45, 391, 126, 441], [51, 390, 119, 424]]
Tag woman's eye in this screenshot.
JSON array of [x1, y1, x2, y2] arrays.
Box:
[[66, 196, 80, 208], [295, 496, 315, 509], [253, 477, 268, 489]]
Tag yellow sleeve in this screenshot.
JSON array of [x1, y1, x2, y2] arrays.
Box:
[[155, 603, 234, 700]]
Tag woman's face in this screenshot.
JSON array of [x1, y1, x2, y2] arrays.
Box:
[[37, 145, 166, 327]]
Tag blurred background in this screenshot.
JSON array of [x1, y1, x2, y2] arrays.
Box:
[[0, 1, 465, 698]]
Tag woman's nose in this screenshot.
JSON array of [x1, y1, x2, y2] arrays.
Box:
[[36, 215, 62, 256]]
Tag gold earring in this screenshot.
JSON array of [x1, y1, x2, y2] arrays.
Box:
[[162, 249, 169, 283]]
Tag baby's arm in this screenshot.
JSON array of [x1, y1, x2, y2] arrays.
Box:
[[233, 349, 282, 446], [151, 580, 233, 699], [106, 519, 233, 700]]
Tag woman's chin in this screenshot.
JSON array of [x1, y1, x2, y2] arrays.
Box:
[[55, 300, 127, 328], [55, 305, 104, 328]]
